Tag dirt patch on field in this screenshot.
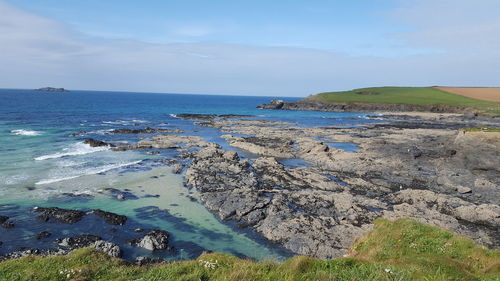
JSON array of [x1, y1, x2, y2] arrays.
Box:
[[436, 87, 500, 102]]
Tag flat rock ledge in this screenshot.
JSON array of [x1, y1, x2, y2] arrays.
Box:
[[179, 115, 499, 258]]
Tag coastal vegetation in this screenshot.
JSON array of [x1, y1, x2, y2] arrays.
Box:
[[1, 218, 498, 281], [310, 87, 500, 113]]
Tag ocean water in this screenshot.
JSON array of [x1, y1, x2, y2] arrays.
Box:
[[0, 89, 377, 261]]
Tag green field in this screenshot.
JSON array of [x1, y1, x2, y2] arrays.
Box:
[[1, 219, 499, 281], [311, 87, 500, 112]]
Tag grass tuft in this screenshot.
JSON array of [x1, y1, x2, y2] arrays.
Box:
[[1, 218, 498, 280]]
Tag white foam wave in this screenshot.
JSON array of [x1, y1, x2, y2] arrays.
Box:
[[102, 119, 149, 125], [132, 119, 148, 123], [35, 160, 142, 185], [10, 129, 42, 136], [36, 175, 80, 185], [34, 142, 109, 161], [169, 114, 179, 118]]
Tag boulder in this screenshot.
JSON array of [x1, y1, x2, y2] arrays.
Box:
[[91, 209, 127, 225], [35, 231, 52, 240], [34, 207, 86, 224], [457, 186, 472, 194], [92, 240, 121, 258], [129, 230, 169, 251], [83, 138, 113, 147], [1, 221, 14, 229], [56, 235, 121, 257]]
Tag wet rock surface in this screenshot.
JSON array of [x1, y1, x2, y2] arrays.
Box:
[[176, 113, 500, 258], [0, 216, 9, 224], [84, 138, 114, 147], [91, 209, 127, 225], [34, 207, 86, 224], [110, 127, 183, 134], [56, 235, 121, 257], [35, 231, 52, 240]]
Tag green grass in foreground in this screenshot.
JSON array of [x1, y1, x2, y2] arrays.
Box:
[[1, 219, 499, 281], [311, 87, 500, 112]]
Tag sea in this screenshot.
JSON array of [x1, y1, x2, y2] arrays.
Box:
[[0, 89, 380, 261]]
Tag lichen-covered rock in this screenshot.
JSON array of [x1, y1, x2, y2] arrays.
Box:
[[129, 230, 169, 251]]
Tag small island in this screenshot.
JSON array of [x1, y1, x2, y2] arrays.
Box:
[[35, 87, 70, 92]]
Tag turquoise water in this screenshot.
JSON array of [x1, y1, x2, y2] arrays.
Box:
[[0, 89, 376, 261]]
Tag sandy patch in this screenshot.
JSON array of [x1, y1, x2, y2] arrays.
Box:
[[436, 87, 500, 102]]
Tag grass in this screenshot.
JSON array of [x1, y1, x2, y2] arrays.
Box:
[[310, 87, 500, 112], [1, 219, 499, 281]]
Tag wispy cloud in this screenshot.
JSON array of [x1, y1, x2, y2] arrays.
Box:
[[172, 25, 215, 37]]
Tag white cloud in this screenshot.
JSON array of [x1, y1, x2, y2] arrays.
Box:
[[392, 0, 500, 54], [0, 1, 499, 96]]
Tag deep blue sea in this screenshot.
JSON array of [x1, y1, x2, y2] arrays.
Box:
[[0, 89, 378, 261]]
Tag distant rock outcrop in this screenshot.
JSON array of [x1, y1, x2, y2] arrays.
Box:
[[35, 87, 69, 92]]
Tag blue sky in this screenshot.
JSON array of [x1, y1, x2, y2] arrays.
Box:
[[9, 0, 415, 56], [1, 0, 499, 96]]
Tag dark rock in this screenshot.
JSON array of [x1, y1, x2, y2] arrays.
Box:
[[1, 221, 14, 229], [0, 249, 46, 261], [55, 235, 121, 257], [35, 231, 52, 240], [84, 138, 113, 147], [100, 188, 139, 200], [408, 146, 423, 159], [91, 209, 127, 225], [110, 127, 183, 134], [35, 87, 69, 92], [257, 98, 477, 114], [129, 230, 170, 251], [34, 207, 86, 224], [257, 99, 284, 109], [0, 216, 8, 224], [175, 114, 255, 120], [69, 131, 87, 137], [49, 192, 94, 202], [56, 235, 101, 248]]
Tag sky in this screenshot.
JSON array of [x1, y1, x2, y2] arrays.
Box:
[[1, 0, 499, 96]]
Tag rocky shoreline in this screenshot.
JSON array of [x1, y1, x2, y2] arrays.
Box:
[[102, 112, 498, 258], [257, 98, 491, 115], [1, 111, 498, 261], [177, 114, 499, 258], [0, 206, 174, 263]]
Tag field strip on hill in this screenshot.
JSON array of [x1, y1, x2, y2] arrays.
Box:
[[436, 87, 500, 102]]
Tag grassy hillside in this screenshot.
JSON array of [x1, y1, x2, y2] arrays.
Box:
[[311, 87, 500, 112], [1, 219, 499, 281]]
